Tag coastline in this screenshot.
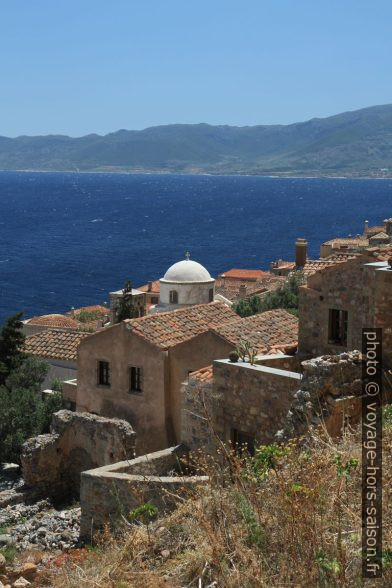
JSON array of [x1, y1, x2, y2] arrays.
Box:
[[1, 168, 392, 180]]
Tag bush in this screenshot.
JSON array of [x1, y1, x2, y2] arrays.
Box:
[[0, 357, 63, 463], [233, 272, 305, 317], [75, 309, 104, 323]]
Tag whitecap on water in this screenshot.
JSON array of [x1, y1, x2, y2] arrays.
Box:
[[90, 218, 103, 222]]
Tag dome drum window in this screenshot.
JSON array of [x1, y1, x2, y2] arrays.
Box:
[[169, 290, 179, 304]]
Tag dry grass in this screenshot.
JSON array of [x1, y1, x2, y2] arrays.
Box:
[[46, 420, 392, 588]]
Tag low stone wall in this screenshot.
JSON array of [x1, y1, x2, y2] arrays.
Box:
[[21, 410, 136, 501], [79, 445, 208, 540]]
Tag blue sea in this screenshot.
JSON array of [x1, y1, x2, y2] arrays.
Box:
[[0, 171, 391, 323]]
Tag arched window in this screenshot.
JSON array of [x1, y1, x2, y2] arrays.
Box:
[[209, 288, 214, 302], [169, 290, 178, 304]]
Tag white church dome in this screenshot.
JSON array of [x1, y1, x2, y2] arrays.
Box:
[[161, 258, 214, 283]]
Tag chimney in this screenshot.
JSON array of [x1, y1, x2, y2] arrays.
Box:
[[239, 284, 247, 299], [148, 281, 152, 292], [364, 220, 369, 234], [295, 238, 307, 268], [385, 219, 392, 237]]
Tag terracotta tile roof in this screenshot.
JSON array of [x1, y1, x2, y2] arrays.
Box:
[[137, 280, 161, 293], [218, 269, 269, 280], [25, 329, 91, 361], [71, 305, 108, 316], [369, 231, 390, 241], [271, 261, 296, 270], [366, 225, 385, 235], [26, 314, 80, 329], [127, 302, 239, 349], [189, 365, 213, 382], [323, 237, 369, 247], [215, 275, 285, 302], [212, 309, 298, 354]]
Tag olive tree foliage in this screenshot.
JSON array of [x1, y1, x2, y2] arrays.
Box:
[[233, 272, 305, 318], [0, 314, 63, 463], [116, 280, 140, 322]]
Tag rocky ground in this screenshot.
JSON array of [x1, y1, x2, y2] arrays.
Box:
[[0, 465, 81, 587]]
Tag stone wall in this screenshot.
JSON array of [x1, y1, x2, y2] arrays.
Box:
[[214, 360, 302, 445], [277, 351, 363, 441], [21, 410, 136, 501], [181, 359, 302, 451], [79, 445, 208, 540], [181, 373, 222, 453]]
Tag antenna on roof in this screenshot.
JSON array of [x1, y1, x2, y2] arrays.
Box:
[[185, 251, 191, 260]]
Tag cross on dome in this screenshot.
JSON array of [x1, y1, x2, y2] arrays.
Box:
[[185, 251, 191, 260]]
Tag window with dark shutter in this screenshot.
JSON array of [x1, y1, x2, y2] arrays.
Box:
[[129, 366, 143, 393], [328, 309, 348, 346], [98, 361, 110, 386]]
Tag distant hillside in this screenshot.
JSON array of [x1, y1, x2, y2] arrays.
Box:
[[2, 104, 392, 176]]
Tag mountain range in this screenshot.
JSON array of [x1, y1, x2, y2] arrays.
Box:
[[1, 104, 392, 176]]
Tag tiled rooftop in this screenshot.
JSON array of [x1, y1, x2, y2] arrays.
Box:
[[26, 314, 80, 329], [323, 237, 369, 246], [189, 365, 213, 382], [215, 275, 284, 301], [128, 302, 239, 349], [212, 309, 298, 354], [25, 329, 91, 361], [218, 268, 269, 280], [71, 305, 109, 316], [137, 280, 161, 293]]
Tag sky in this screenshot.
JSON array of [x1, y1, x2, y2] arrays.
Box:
[[0, 0, 391, 137]]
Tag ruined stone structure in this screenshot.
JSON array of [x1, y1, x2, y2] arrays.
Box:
[[79, 445, 208, 539], [298, 253, 392, 369], [277, 351, 363, 441], [21, 410, 136, 500]]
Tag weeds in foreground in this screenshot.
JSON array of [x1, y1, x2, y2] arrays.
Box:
[[47, 424, 392, 587]]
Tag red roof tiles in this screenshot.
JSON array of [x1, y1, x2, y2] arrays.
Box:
[[26, 314, 80, 329], [213, 309, 298, 353], [127, 302, 239, 349], [218, 269, 269, 280], [25, 329, 91, 361], [137, 280, 161, 293], [189, 365, 213, 382]]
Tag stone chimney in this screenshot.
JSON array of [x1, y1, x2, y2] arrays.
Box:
[[385, 219, 392, 237], [364, 220, 369, 234], [295, 238, 307, 268], [147, 281, 152, 292], [239, 284, 247, 299]]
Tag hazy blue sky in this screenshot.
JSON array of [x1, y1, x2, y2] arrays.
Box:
[[1, 0, 391, 136]]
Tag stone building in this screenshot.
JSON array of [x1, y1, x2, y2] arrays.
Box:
[[74, 303, 298, 455], [298, 249, 392, 369]]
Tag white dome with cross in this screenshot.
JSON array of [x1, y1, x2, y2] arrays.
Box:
[[153, 253, 215, 312]]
